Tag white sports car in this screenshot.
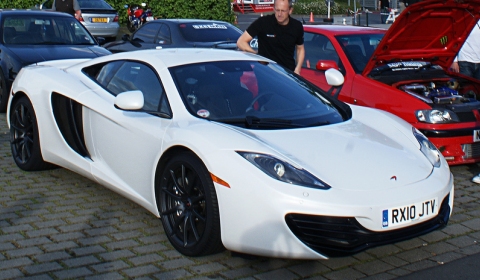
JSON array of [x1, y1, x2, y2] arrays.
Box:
[[7, 49, 453, 259]]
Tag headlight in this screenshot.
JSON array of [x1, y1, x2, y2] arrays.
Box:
[[413, 128, 441, 167], [237, 152, 331, 190], [416, 109, 458, 123]]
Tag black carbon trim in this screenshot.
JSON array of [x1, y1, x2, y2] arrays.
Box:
[[51, 93, 90, 159], [420, 128, 480, 138], [285, 194, 450, 258]]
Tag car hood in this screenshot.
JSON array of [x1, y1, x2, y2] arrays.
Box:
[[364, 0, 480, 75], [223, 107, 436, 191], [6, 45, 111, 66]]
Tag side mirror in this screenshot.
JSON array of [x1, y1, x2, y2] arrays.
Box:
[[115, 90, 144, 110], [325, 68, 344, 86], [95, 37, 106, 46], [122, 34, 131, 41], [316, 60, 339, 71]]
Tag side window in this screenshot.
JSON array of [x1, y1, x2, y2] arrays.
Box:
[[41, 0, 53, 9], [85, 61, 169, 113], [132, 23, 159, 43], [157, 24, 171, 44], [302, 33, 340, 69], [338, 36, 368, 73]]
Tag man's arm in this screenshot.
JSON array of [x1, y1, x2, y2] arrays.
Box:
[[74, 9, 81, 20], [294, 44, 305, 75], [237, 31, 257, 54], [73, 0, 82, 19]]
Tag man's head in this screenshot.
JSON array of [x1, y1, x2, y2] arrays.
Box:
[[274, 0, 293, 26]]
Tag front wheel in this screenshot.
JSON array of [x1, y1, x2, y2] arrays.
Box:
[[127, 20, 136, 33], [10, 96, 55, 171], [158, 152, 224, 256]]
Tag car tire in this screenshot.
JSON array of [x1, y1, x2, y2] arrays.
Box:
[[158, 152, 224, 256], [0, 69, 8, 113], [10, 96, 55, 171]]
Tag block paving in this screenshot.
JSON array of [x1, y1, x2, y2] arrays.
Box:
[[1, 112, 479, 279]]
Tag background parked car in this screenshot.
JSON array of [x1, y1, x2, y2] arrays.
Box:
[[103, 19, 242, 53], [39, 0, 119, 42], [300, 0, 480, 166], [0, 9, 111, 112]]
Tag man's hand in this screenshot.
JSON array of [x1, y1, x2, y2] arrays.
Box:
[[294, 44, 305, 75], [75, 10, 82, 20], [237, 31, 257, 54], [451, 61, 459, 73]]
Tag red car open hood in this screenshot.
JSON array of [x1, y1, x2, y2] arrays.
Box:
[[364, 0, 480, 76]]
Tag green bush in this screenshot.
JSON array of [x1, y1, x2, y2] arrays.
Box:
[[3, 0, 236, 24], [293, 0, 353, 16], [1, 0, 39, 9]]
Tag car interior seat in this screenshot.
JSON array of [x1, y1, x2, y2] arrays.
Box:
[[28, 22, 44, 43], [344, 44, 367, 72], [3, 27, 16, 44]]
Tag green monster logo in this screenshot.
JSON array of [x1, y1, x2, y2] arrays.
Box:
[[440, 36, 448, 46]]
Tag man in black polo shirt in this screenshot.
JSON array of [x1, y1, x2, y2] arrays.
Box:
[[237, 0, 305, 74], [52, 0, 82, 20]]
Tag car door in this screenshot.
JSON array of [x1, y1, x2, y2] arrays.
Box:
[[83, 60, 172, 207]]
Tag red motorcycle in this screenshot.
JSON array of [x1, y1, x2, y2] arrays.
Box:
[[125, 3, 154, 32]]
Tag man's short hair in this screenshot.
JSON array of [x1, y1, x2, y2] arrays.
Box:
[[275, 0, 293, 9]]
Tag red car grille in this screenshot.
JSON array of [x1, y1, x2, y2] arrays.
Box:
[[462, 142, 480, 159]]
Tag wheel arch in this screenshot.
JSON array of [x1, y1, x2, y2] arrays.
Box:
[[7, 91, 28, 123], [153, 145, 201, 207]]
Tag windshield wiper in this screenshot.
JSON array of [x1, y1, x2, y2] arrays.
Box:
[[212, 41, 237, 48], [215, 116, 299, 128], [37, 41, 67, 45]]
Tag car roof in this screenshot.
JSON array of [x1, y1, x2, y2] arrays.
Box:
[[303, 25, 387, 36], [151, 18, 233, 24], [0, 9, 72, 17], [82, 48, 270, 69]]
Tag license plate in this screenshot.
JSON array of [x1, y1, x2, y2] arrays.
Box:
[[382, 198, 437, 228], [474, 130, 480, 142], [92, 18, 108, 23], [146, 16, 154, 21]]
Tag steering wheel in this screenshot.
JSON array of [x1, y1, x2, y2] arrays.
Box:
[[245, 92, 275, 113]]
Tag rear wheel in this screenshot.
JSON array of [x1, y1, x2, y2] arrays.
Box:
[[158, 152, 224, 256], [10, 96, 55, 171]]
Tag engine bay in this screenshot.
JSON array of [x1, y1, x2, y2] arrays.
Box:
[[396, 79, 479, 105]]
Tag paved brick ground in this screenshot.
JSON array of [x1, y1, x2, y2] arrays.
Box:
[[1, 112, 479, 280]]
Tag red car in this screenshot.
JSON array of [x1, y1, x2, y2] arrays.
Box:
[[301, 0, 480, 165]]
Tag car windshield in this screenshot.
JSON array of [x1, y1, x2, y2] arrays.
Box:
[[170, 61, 350, 129], [78, 0, 114, 9], [178, 22, 241, 43], [2, 15, 96, 45], [336, 33, 384, 74]]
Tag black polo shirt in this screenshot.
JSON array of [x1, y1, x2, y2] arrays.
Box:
[[246, 14, 304, 71]]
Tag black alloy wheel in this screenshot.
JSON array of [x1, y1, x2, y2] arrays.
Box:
[[158, 152, 223, 256], [10, 96, 54, 171]]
